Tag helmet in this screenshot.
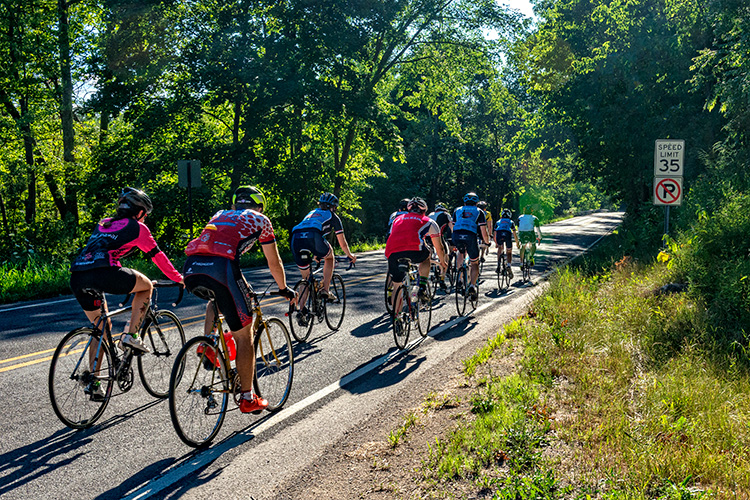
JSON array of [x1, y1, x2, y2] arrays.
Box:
[[118, 187, 153, 215], [319, 192, 339, 208], [233, 185, 265, 208], [435, 203, 448, 212], [399, 198, 410, 211], [463, 192, 479, 205], [477, 201, 487, 209], [502, 208, 512, 219], [407, 197, 428, 214]]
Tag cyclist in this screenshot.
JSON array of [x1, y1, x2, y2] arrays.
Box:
[[385, 197, 447, 313], [183, 185, 295, 414], [290, 192, 357, 326], [518, 205, 543, 266], [494, 208, 519, 278], [452, 192, 490, 301], [427, 203, 453, 291], [386, 198, 410, 238], [70, 187, 184, 399], [477, 201, 492, 264]]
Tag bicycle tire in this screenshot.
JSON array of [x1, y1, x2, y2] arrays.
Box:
[[289, 279, 315, 343], [392, 285, 411, 349], [416, 280, 432, 337], [324, 274, 346, 331], [384, 274, 394, 314], [521, 251, 531, 282], [455, 267, 468, 316], [49, 327, 113, 429], [138, 309, 186, 398], [469, 280, 479, 311], [169, 336, 229, 448], [254, 317, 294, 411]]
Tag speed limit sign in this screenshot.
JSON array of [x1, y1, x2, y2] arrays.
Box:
[[654, 139, 684, 177]]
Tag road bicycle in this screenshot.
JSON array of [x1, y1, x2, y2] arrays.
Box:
[[495, 251, 512, 292], [289, 253, 353, 343], [428, 251, 448, 297], [453, 249, 479, 316], [48, 281, 185, 429], [519, 239, 539, 283], [168, 283, 294, 448], [391, 258, 432, 350]]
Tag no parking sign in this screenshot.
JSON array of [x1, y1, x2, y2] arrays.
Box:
[[653, 177, 682, 206]]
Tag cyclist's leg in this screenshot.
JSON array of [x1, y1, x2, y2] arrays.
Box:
[[387, 253, 408, 311], [128, 270, 153, 334]]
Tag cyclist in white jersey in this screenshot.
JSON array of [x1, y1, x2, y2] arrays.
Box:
[[517, 206, 543, 265]]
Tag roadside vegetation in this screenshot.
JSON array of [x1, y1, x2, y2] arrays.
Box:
[[383, 192, 750, 498]]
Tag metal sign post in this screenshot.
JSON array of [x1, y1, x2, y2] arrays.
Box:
[[178, 160, 201, 238]]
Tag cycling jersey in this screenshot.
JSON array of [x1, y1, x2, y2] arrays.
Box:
[[428, 210, 452, 237], [517, 214, 540, 232], [452, 206, 486, 234], [185, 209, 276, 260], [494, 217, 516, 233], [71, 217, 182, 282], [385, 213, 440, 258], [292, 208, 344, 237]]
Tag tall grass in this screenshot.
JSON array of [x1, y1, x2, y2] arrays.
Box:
[[0, 259, 71, 303]]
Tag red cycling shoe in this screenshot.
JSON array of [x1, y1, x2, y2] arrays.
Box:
[[239, 394, 269, 414]]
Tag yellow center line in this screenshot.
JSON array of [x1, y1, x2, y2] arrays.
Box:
[[1, 272, 388, 374]]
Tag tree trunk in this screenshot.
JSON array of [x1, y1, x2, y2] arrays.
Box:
[[58, 0, 79, 226]]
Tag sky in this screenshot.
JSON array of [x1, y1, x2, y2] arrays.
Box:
[[500, 0, 536, 20]]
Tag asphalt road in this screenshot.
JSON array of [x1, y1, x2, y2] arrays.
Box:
[[0, 211, 623, 500]]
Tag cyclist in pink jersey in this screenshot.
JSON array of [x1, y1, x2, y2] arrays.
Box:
[[385, 197, 447, 312], [70, 187, 184, 364]]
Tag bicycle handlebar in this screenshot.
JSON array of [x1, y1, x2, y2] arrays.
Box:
[[335, 255, 355, 270]]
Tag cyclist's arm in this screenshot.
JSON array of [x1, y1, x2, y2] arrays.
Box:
[[335, 232, 357, 263], [480, 225, 490, 245], [137, 223, 183, 282]]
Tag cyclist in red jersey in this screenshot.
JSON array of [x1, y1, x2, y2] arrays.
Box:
[[182, 185, 295, 414], [70, 187, 184, 355], [385, 197, 447, 311]]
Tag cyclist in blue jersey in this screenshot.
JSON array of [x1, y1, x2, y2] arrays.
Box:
[[494, 208, 519, 278], [290, 193, 357, 326], [452, 192, 490, 301]]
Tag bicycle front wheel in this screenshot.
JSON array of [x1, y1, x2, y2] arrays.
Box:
[[392, 285, 411, 349], [169, 336, 229, 448], [324, 274, 346, 331], [522, 253, 531, 282], [255, 317, 294, 411], [49, 328, 113, 429], [455, 267, 468, 316], [138, 309, 185, 398], [384, 274, 394, 314], [290, 279, 315, 343], [416, 281, 433, 337]]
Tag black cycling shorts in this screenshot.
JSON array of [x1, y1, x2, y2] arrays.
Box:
[[387, 249, 430, 283], [70, 267, 138, 311], [183, 255, 253, 331], [452, 230, 480, 261], [290, 230, 332, 269], [494, 230, 513, 248]]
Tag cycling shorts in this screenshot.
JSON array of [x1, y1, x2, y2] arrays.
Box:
[[387, 249, 429, 283], [519, 231, 536, 244], [452, 230, 480, 261], [183, 255, 253, 331], [70, 267, 138, 311], [494, 230, 513, 248], [290, 230, 332, 269]]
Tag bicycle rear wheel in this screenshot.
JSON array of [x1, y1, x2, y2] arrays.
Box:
[[49, 328, 113, 429], [521, 252, 531, 282], [138, 309, 185, 398], [384, 274, 394, 314], [255, 317, 294, 411], [455, 267, 468, 316], [392, 285, 411, 349], [416, 281, 433, 337], [290, 279, 315, 343], [324, 273, 346, 331], [169, 336, 229, 448]]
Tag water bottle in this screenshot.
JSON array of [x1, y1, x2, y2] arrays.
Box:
[[223, 330, 237, 361]]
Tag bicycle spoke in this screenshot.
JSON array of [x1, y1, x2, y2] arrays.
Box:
[[255, 318, 294, 411], [138, 309, 185, 398]]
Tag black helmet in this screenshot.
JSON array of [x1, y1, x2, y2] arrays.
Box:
[[407, 197, 428, 214], [463, 192, 479, 205], [435, 203, 448, 212], [118, 187, 153, 215], [319, 192, 339, 208], [502, 208, 512, 219], [477, 201, 487, 209], [233, 185, 265, 208], [399, 198, 410, 211]]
